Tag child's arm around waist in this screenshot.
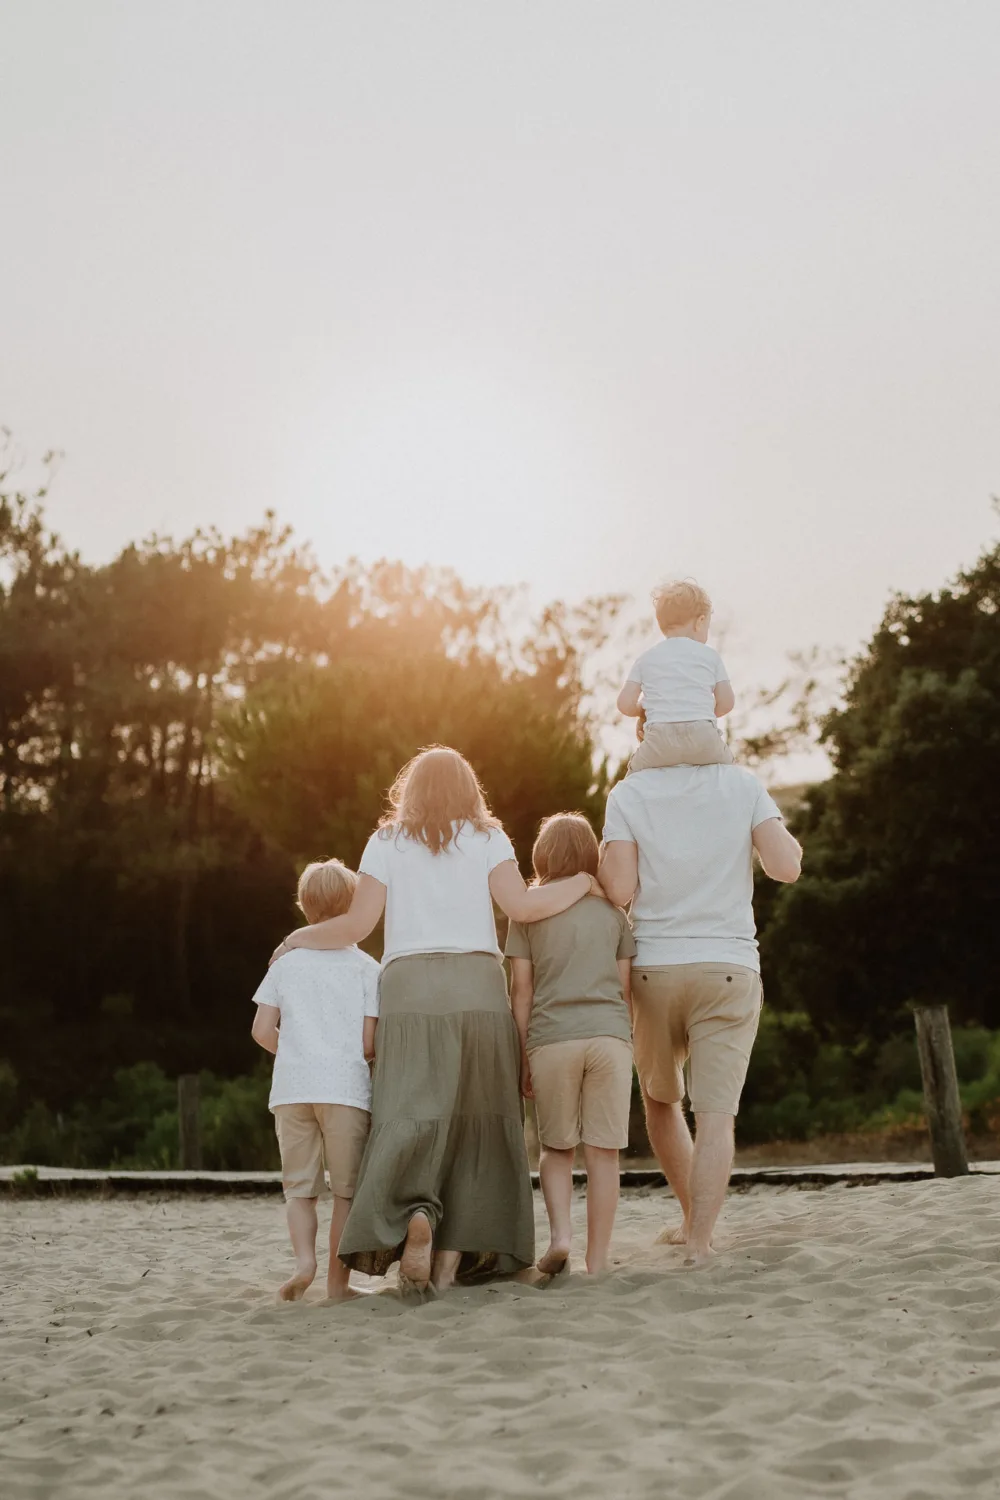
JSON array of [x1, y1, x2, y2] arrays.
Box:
[[508, 957, 535, 1099]]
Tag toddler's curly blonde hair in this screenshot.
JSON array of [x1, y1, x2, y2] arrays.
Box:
[[652, 579, 712, 634]]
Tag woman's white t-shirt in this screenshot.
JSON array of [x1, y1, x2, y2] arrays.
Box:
[[359, 822, 517, 964]]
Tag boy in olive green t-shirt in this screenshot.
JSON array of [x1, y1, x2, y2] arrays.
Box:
[[506, 814, 636, 1276]]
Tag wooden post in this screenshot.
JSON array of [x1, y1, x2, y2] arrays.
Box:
[[913, 1005, 969, 1178], [177, 1074, 202, 1171]]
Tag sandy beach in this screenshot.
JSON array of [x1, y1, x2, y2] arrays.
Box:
[[2, 1179, 999, 1500]]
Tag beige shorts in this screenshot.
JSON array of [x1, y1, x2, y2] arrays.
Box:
[[628, 720, 733, 774], [632, 964, 762, 1115], [528, 1036, 634, 1150], [273, 1103, 370, 1200]]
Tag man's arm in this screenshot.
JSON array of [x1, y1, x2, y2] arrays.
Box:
[[752, 818, 802, 883], [251, 1003, 280, 1054], [599, 840, 639, 908], [363, 1016, 377, 1063]]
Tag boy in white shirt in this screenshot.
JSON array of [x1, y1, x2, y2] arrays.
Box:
[[251, 858, 380, 1302], [617, 580, 735, 773]]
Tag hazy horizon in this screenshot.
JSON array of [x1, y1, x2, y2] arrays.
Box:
[[3, 1, 999, 700]]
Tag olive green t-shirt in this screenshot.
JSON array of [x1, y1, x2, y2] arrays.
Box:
[[504, 895, 637, 1052]]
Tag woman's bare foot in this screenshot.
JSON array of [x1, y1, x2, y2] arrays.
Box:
[[279, 1259, 317, 1301], [431, 1249, 461, 1292], [537, 1243, 570, 1276], [400, 1211, 434, 1290]]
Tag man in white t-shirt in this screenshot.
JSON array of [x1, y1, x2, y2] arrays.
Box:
[[599, 763, 802, 1265]]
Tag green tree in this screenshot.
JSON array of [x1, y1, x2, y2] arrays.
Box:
[[760, 537, 1000, 1038]]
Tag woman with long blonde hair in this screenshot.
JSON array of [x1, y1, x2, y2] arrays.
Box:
[[272, 746, 600, 1292]]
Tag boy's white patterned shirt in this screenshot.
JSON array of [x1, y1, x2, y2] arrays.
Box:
[[251, 946, 380, 1111]]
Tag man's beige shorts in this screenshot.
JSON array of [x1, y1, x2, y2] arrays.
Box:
[[273, 1103, 370, 1200], [528, 1036, 634, 1150], [628, 720, 733, 774], [632, 964, 762, 1115]]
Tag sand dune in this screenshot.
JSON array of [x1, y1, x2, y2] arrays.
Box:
[[2, 1178, 999, 1499]]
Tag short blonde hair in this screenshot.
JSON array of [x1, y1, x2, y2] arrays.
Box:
[[531, 813, 599, 885], [653, 579, 712, 634], [296, 858, 357, 924], [379, 745, 502, 856]]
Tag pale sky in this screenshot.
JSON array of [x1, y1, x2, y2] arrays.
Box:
[[2, 1, 999, 697]]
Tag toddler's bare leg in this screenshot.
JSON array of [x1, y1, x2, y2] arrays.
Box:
[[537, 1145, 574, 1273], [326, 1194, 359, 1300], [280, 1197, 318, 1300], [582, 1145, 620, 1274]]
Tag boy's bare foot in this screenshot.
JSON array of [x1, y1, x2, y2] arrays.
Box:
[[400, 1211, 433, 1290], [279, 1260, 317, 1301], [537, 1244, 570, 1276]]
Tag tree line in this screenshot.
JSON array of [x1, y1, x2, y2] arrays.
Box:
[[1, 443, 998, 1163]]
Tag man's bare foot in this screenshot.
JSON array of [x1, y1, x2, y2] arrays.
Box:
[[537, 1244, 570, 1276], [655, 1224, 690, 1246], [682, 1245, 716, 1270], [400, 1211, 433, 1289], [279, 1260, 317, 1301]]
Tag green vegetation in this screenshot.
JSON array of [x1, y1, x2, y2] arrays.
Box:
[[1, 438, 998, 1163]]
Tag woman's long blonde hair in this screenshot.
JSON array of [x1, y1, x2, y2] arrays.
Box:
[[379, 746, 502, 855]]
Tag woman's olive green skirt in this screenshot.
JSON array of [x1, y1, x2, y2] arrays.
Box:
[[338, 952, 535, 1280]]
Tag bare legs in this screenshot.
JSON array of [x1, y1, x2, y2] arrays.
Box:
[[280, 1195, 359, 1301], [582, 1145, 619, 1274], [537, 1146, 574, 1272], [685, 1113, 734, 1266], [280, 1197, 319, 1300], [536, 1144, 620, 1275], [641, 1089, 734, 1264], [642, 1091, 694, 1243], [326, 1194, 359, 1300]]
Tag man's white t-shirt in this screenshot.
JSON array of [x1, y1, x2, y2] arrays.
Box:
[[626, 637, 729, 724], [251, 946, 380, 1111], [603, 765, 782, 971], [359, 821, 517, 965]]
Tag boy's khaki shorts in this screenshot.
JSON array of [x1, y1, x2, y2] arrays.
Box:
[[632, 964, 762, 1115], [628, 720, 733, 774], [273, 1103, 370, 1200], [528, 1036, 634, 1150]]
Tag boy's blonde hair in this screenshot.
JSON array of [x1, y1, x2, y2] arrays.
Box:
[[379, 745, 502, 856], [531, 812, 599, 885], [297, 858, 358, 924], [653, 579, 712, 634]]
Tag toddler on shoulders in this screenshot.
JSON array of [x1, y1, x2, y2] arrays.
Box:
[[617, 579, 735, 773]]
